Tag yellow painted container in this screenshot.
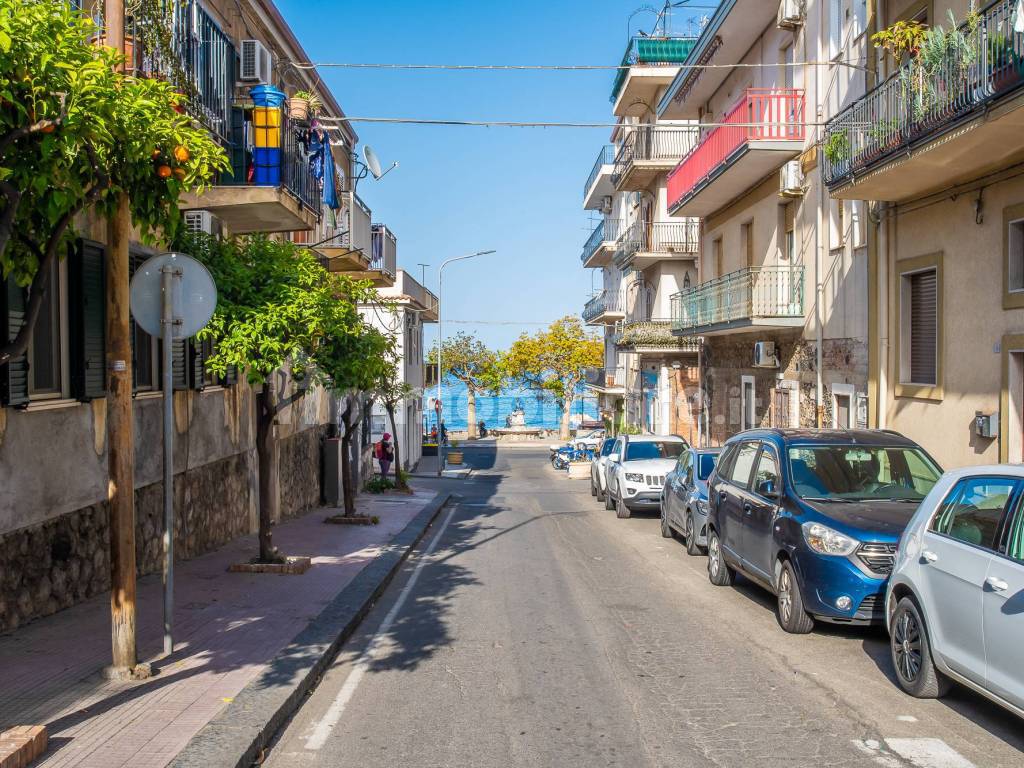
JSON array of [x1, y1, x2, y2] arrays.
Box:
[[252, 106, 281, 148]]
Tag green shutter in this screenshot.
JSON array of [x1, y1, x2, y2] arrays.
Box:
[[172, 338, 188, 390], [222, 363, 238, 387], [0, 277, 29, 407], [224, 107, 246, 185], [68, 239, 107, 401], [189, 339, 205, 390]]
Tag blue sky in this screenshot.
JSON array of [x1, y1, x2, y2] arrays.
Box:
[[276, 0, 710, 352]]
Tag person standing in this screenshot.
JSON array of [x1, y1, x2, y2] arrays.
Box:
[[375, 432, 395, 478]]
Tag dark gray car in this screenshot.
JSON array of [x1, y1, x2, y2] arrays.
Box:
[[660, 447, 721, 555]]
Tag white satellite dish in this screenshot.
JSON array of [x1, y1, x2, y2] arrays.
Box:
[[363, 145, 383, 180], [129, 252, 217, 339]]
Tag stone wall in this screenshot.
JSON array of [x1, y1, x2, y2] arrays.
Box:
[[279, 424, 327, 519]]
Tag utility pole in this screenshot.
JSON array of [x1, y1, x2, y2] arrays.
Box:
[[104, 0, 139, 679]]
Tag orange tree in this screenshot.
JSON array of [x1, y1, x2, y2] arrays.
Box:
[[503, 316, 603, 440], [0, 0, 226, 364]]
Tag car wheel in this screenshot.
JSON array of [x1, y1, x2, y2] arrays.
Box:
[[707, 530, 734, 586], [776, 561, 815, 634], [596, 478, 605, 503], [660, 503, 673, 538], [604, 482, 615, 510], [616, 489, 631, 519], [684, 512, 702, 556], [891, 597, 950, 699], [590, 476, 597, 497]]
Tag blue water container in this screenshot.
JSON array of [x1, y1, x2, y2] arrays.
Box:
[[250, 84, 286, 108], [252, 147, 281, 185]]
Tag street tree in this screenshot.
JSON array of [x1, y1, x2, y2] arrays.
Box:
[[188, 234, 377, 561], [0, 0, 226, 364], [373, 349, 415, 490], [503, 316, 603, 440], [427, 332, 503, 439]]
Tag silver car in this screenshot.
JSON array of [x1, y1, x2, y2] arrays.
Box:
[[660, 447, 721, 555], [590, 437, 617, 502], [886, 465, 1024, 718]]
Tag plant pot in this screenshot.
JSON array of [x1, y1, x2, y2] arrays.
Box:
[[422, 443, 438, 456], [567, 462, 591, 479], [289, 98, 310, 122], [447, 450, 464, 465]]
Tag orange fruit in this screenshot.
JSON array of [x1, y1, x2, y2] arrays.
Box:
[[174, 145, 190, 163], [152, 149, 162, 160], [173, 168, 186, 180], [156, 165, 172, 179]]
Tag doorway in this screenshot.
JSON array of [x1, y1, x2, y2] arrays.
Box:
[[741, 375, 756, 431]]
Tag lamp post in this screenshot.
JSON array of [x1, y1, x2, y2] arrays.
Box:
[[436, 250, 496, 476]]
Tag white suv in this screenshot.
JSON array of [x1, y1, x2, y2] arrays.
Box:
[[604, 435, 688, 519]]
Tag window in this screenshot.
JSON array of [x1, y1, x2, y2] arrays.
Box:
[[900, 267, 938, 386], [753, 447, 779, 497], [784, 203, 796, 261], [741, 375, 756, 430], [697, 452, 717, 481], [625, 440, 685, 461], [832, 383, 855, 429], [931, 477, 1017, 550], [601, 438, 616, 457], [742, 221, 754, 268], [27, 258, 65, 398], [728, 442, 759, 487], [129, 251, 158, 392], [612, 439, 624, 458], [787, 445, 942, 501], [1007, 505, 1024, 562], [852, 0, 867, 39], [1009, 218, 1024, 292], [713, 237, 723, 278], [829, 0, 843, 59]]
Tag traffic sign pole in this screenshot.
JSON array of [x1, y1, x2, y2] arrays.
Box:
[[160, 266, 181, 657]]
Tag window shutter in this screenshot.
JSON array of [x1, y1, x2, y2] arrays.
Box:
[[222, 364, 238, 387], [189, 339, 205, 390], [909, 270, 937, 385], [69, 239, 107, 401], [172, 338, 188, 390], [225, 107, 247, 185], [0, 277, 29, 407]]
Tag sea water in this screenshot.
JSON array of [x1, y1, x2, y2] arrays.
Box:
[[426, 381, 600, 432]]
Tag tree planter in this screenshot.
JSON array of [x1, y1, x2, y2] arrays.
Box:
[[447, 450, 464, 465], [566, 462, 590, 479]]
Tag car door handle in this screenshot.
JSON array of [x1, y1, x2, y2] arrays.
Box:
[[719, 491, 727, 503], [986, 576, 1009, 592], [922, 550, 938, 563], [743, 503, 752, 516]]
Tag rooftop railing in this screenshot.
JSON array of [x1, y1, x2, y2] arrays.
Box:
[[823, 0, 1024, 186], [584, 146, 615, 199], [671, 266, 804, 334]]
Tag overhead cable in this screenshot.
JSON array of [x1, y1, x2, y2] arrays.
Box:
[[314, 116, 830, 129], [290, 59, 868, 72]]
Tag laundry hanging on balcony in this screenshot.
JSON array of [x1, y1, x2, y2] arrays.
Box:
[[1015, 0, 1024, 33], [307, 127, 340, 210]]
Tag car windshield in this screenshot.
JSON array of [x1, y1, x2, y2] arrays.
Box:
[[788, 445, 941, 502], [625, 441, 685, 461], [697, 453, 717, 481], [600, 439, 616, 457]]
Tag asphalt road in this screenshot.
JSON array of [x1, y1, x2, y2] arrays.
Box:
[[265, 444, 1024, 768]]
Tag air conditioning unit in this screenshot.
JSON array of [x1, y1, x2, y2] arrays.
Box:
[[601, 195, 613, 215], [780, 160, 804, 198], [753, 341, 779, 368], [239, 39, 273, 83], [184, 210, 221, 238], [777, 0, 805, 29]]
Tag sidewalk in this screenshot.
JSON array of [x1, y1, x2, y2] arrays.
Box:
[[0, 488, 447, 768], [412, 453, 473, 478]]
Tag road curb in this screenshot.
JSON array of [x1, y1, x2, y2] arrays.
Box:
[[168, 491, 452, 768]]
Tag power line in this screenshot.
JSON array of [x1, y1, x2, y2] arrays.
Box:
[[291, 59, 868, 72], [315, 116, 830, 129]]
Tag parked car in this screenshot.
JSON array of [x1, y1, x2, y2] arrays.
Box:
[[886, 465, 1024, 718], [706, 429, 942, 634], [590, 437, 618, 502], [549, 428, 604, 455], [605, 435, 688, 519], [660, 447, 722, 555]]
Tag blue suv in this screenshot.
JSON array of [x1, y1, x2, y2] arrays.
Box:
[[706, 429, 942, 634]]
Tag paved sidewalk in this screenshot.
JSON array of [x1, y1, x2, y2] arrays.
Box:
[[0, 489, 444, 768]]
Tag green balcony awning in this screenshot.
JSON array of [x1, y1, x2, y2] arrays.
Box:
[[611, 37, 696, 102]]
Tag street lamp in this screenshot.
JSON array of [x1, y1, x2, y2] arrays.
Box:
[[436, 250, 496, 476]]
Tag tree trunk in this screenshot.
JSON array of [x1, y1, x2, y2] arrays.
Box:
[[386, 401, 405, 489], [467, 389, 477, 439], [560, 399, 572, 441], [256, 387, 281, 562], [340, 431, 355, 515]]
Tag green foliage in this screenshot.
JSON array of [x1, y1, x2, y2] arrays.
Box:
[[503, 316, 603, 408], [822, 131, 850, 164], [365, 476, 395, 494], [871, 20, 928, 63], [427, 331, 504, 395], [620, 423, 643, 435], [291, 90, 323, 115], [0, 0, 227, 286]]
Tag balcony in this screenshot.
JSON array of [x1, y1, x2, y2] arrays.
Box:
[[823, 0, 1024, 202], [320, 192, 375, 272], [362, 224, 399, 287], [671, 266, 805, 337], [584, 366, 626, 395], [583, 291, 626, 325], [583, 146, 615, 210], [181, 127, 322, 233], [613, 127, 698, 191], [581, 219, 622, 268], [378, 270, 439, 322], [613, 320, 698, 355], [611, 37, 696, 117], [614, 220, 699, 269], [668, 89, 805, 217]]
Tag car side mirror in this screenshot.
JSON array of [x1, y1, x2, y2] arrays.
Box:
[[758, 479, 779, 499], [609, 453, 621, 463]]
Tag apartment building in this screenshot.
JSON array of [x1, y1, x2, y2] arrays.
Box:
[[821, 0, 1024, 469], [0, 0, 366, 632], [582, 34, 703, 440], [663, 0, 871, 444]]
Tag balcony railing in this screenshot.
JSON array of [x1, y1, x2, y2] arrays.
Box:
[[370, 224, 398, 279], [615, 221, 699, 264], [221, 121, 321, 213], [127, 0, 235, 139], [583, 291, 625, 323], [581, 219, 623, 264], [667, 89, 805, 209], [342, 193, 372, 256], [585, 366, 627, 390], [584, 146, 615, 199], [822, 0, 1024, 186], [671, 266, 804, 334], [613, 127, 699, 184], [610, 36, 697, 102]]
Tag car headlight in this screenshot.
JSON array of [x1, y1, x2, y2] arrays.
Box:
[[802, 522, 858, 556], [625, 473, 644, 483]]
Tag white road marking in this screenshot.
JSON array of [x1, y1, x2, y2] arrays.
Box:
[[884, 738, 976, 768], [303, 505, 458, 751], [897, 715, 919, 723]]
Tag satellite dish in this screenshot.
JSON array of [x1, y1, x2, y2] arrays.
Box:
[[363, 145, 383, 180], [129, 252, 217, 339]]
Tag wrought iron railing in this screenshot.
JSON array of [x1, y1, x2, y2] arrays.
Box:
[[370, 223, 398, 278], [615, 220, 699, 264], [282, 129, 321, 212], [581, 219, 623, 263], [823, 0, 1024, 186], [667, 89, 806, 209], [583, 290, 625, 322], [584, 146, 615, 199], [671, 266, 805, 334], [613, 127, 699, 184], [585, 366, 627, 389], [127, 0, 235, 139]]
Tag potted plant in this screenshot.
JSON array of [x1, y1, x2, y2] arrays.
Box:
[[289, 89, 322, 122], [989, 32, 1022, 93], [566, 457, 591, 479], [447, 440, 464, 466], [822, 131, 851, 170]]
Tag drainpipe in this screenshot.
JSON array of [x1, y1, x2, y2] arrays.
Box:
[[815, 17, 825, 428], [866, 0, 882, 428]]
